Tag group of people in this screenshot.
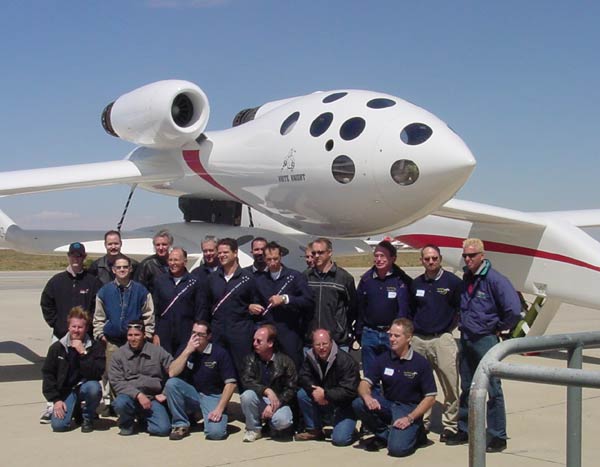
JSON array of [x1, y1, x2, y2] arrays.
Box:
[[40, 229, 522, 457]]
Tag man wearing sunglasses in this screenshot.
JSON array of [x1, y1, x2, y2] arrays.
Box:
[[303, 237, 357, 351], [109, 320, 173, 436], [94, 254, 155, 414], [451, 238, 521, 452], [409, 245, 462, 444]]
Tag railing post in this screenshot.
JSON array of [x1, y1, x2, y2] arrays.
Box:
[[566, 344, 582, 467]]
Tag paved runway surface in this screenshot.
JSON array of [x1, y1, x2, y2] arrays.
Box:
[[1, 270, 599, 466]]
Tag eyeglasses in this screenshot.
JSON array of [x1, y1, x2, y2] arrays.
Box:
[[422, 256, 439, 262], [114, 265, 130, 270], [127, 324, 144, 330], [312, 250, 328, 256], [191, 331, 208, 338], [462, 252, 482, 259]]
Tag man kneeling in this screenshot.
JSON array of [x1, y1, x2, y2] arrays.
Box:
[[109, 321, 172, 436], [165, 321, 237, 440], [240, 325, 297, 442], [353, 318, 436, 457], [295, 328, 359, 446], [42, 306, 104, 433]]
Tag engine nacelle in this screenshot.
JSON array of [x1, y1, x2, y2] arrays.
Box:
[[101, 80, 210, 149]]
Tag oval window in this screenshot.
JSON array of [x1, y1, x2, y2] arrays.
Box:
[[280, 112, 300, 135], [310, 112, 333, 137], [367, 98, 396, 109], [390, 160, 419, 185], [340, 117, 366, 140], [400, 123, 432, 145], [332, 155, 355, 184], [323, 92, 347, 103]]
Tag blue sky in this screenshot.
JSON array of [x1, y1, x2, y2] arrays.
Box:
[[1, 0, 599, 230]]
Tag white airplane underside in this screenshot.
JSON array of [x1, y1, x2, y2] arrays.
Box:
[[1, 79, 598, 335]]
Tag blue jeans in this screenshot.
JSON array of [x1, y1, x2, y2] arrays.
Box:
[[458, 334, 507, 439], [113, 394, 171, 436], [51, 380, 102, 432], [164, 377, 228, 440], [297, 388, 356, 446], [240, 390, 293, 432], [352, 391, 422, 457], [361, 327, 391, 374]]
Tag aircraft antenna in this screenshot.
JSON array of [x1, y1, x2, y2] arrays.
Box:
[[117, 184, 138, 232]]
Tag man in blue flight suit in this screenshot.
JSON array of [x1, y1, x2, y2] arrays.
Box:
[[353, 318, 437, 457], [153, 247, 205, 356], [191, 235, 220, 282], [450, 238, 521, 452], [202, 237, 257, 377], [410, 244, 462, 443], [355, 240, 412, 373], [250, 241, 314, 369], [243, 237, 268, 275]]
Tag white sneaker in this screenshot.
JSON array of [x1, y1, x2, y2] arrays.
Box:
[[243, 430, 262, 442], [39, 405, 53, 424]]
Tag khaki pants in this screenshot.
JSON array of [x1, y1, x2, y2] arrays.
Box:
[[411, 332, 459, 433], [101, 341, 120, 403]]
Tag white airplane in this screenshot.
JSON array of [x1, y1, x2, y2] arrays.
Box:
[[1, 79, 598, 335], [0, 79, 474, 269]]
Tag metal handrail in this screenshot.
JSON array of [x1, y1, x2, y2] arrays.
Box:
[[469, 331, 600, 467]]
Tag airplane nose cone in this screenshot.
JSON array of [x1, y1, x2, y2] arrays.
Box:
[[374, 116, 476, 225]]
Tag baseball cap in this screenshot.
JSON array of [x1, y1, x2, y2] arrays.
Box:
[[68, 242, 86, 256]]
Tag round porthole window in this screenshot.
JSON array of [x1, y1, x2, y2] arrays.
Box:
[[332, 155, 355, 184], [390, 160, 419, 185]]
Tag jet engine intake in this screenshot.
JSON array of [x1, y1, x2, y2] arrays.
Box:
[[101, 80, 210, 148]]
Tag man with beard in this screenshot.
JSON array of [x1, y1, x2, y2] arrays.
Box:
[[109, 320, 172, 436]]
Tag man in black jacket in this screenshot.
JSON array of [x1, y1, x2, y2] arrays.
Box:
[[40, 242, 102, 340], [240, 325, 297, 442], [41, 306, 104, 433], [134, 229, 173, 294], [295, 328, 359, 445], [304, 237, 357, 350], [89, 230, 138, 284]]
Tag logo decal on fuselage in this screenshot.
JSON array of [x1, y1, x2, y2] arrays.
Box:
[[278, 149, 306, 183]]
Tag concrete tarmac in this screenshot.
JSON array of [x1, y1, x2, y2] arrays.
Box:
[[1, 270, 599, 466]]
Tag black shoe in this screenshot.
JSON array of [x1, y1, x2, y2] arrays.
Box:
[[118, 426, 135, 436], [439, 429, 454, 443], [445, 430, 468, 445], [486, 437, 507, 453], [365, 436, 387, 452], [81, 420, 94, 433], [416, 429, 429, 448]]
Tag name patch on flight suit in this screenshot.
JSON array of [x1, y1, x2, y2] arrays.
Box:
[[384, 367, 395, 376], [387, 286, 397, 299], [415, 289, 425, 297]]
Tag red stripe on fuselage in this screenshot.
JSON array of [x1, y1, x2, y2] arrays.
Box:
[[397, 234, 600, 273], [182, 150, 241, 201]]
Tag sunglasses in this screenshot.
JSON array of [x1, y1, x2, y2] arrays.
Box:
[[462, 252, 482, 259], [127, 324, 144, 330], [422, 256, 439, 262], [312, 250, 328, 256], [114, 265, 130, 270]]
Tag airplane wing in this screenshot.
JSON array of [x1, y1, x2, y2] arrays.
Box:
[[0, 150, 182, 197], [434, 199, 546, 226]]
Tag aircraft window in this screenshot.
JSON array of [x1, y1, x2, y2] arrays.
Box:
[[367, 98, 396, 109], [280, 112, 300, 135], [325, 139, 334, 151], [390, 159, 419, 185], [323, 92, 347, 103], [400, 123, 432, 145], [310, 112, 334, 137], [331, 155, 355, 184], [340, 117, 366, 141]]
